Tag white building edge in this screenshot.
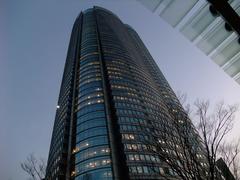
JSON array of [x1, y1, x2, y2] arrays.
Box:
[[137, 0, 240, 85]]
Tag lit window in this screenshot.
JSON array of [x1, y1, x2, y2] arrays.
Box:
[[159, 167, 164, 174], [72, 147, 80, 154], [137, 166, 143, 173], [71, 171, 76, 177]]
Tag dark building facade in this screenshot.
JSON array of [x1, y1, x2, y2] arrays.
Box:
[[216, 158, 235, 180], [46, 7, 202, 180]]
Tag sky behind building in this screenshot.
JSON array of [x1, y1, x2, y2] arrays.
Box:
[[1, 0, 240, 179]]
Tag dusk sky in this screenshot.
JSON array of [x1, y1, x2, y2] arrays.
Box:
[[1, 0, 240, 179]]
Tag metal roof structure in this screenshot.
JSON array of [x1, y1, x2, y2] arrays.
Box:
[[137, 0, 240, 85]]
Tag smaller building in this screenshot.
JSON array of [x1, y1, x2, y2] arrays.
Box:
[[216, 158, 235, 180]]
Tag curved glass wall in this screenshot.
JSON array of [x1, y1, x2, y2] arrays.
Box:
[[72, 11, 112, 180], [95, 8, 178, 179], [47, 7, 203, 180], [46, 14, 83, 180]]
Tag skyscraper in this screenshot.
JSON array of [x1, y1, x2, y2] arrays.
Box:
[[46, 6, 201, 180]]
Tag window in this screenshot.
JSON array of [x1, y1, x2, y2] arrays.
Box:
[[76, 136, 108, 151], [75, 146, 110, 163]]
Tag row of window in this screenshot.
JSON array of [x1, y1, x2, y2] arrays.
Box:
[[110, 79, 163, 106], [80, 61, 100, 71], [81, 37, 97, 46], [78, 87, 102, 98], [117, 109, 145, 117], [113, 95, 140, 103], [115, 102, 143, 110], [118, 116, 147, 125], [76, 103, 105, 116], [79, 72, 101, 83], [111, 84, 137, 92], [78, 91, 103, 103], [77, 111, 105, 124], [127, 153, 160, 163], [75, 146, 110, 163], [79, 54, 99, 66], [77, 94, 104, 108], [76, 97, 104, 111], [106, 60, 154, 85], [112, 86, 165, 110], [76, 136, 109, 152], [128, 165, 173, 176], [81, 45, 98, 56], [120, 124, 143, 132], [124, 143, 148, 151], [75, 157, 111, 175], [78, 69, 101, 83], [76, 127, 107, 143], [114, 101, 170, 127], [79, 81, 102, 92], [81, 34, 97, 42], [112, 85, 160, 108], [79, 64, 100, 76], [110, 81, 139, 94], [75, 167, 112, 180], [77, 118, 106, 132]]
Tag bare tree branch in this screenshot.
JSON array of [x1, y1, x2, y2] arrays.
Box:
[[194, 100, 238, 180], [139, 96, 207, 179], [141, 91, 239, 180], [21, 153, 46, 180], [219, 140, 240, 180]]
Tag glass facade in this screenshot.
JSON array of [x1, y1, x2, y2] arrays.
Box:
[[46, 6, 202, 180], [74, 10, 112, 179]]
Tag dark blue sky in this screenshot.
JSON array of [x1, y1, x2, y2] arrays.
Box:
[[1, 0, 240, 179]]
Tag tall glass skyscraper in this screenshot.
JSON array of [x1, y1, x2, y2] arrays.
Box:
[[46, 6, 201, 180]]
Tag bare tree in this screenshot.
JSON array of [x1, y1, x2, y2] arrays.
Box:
[[219, 140, 240, 180], [194, 100, 238, 180], [176, 91, 191, 115], [141, 91, 239, 180], [139, 95, 207, 179], [143, 112, 207, 180], [21, 153, 46, 180]]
